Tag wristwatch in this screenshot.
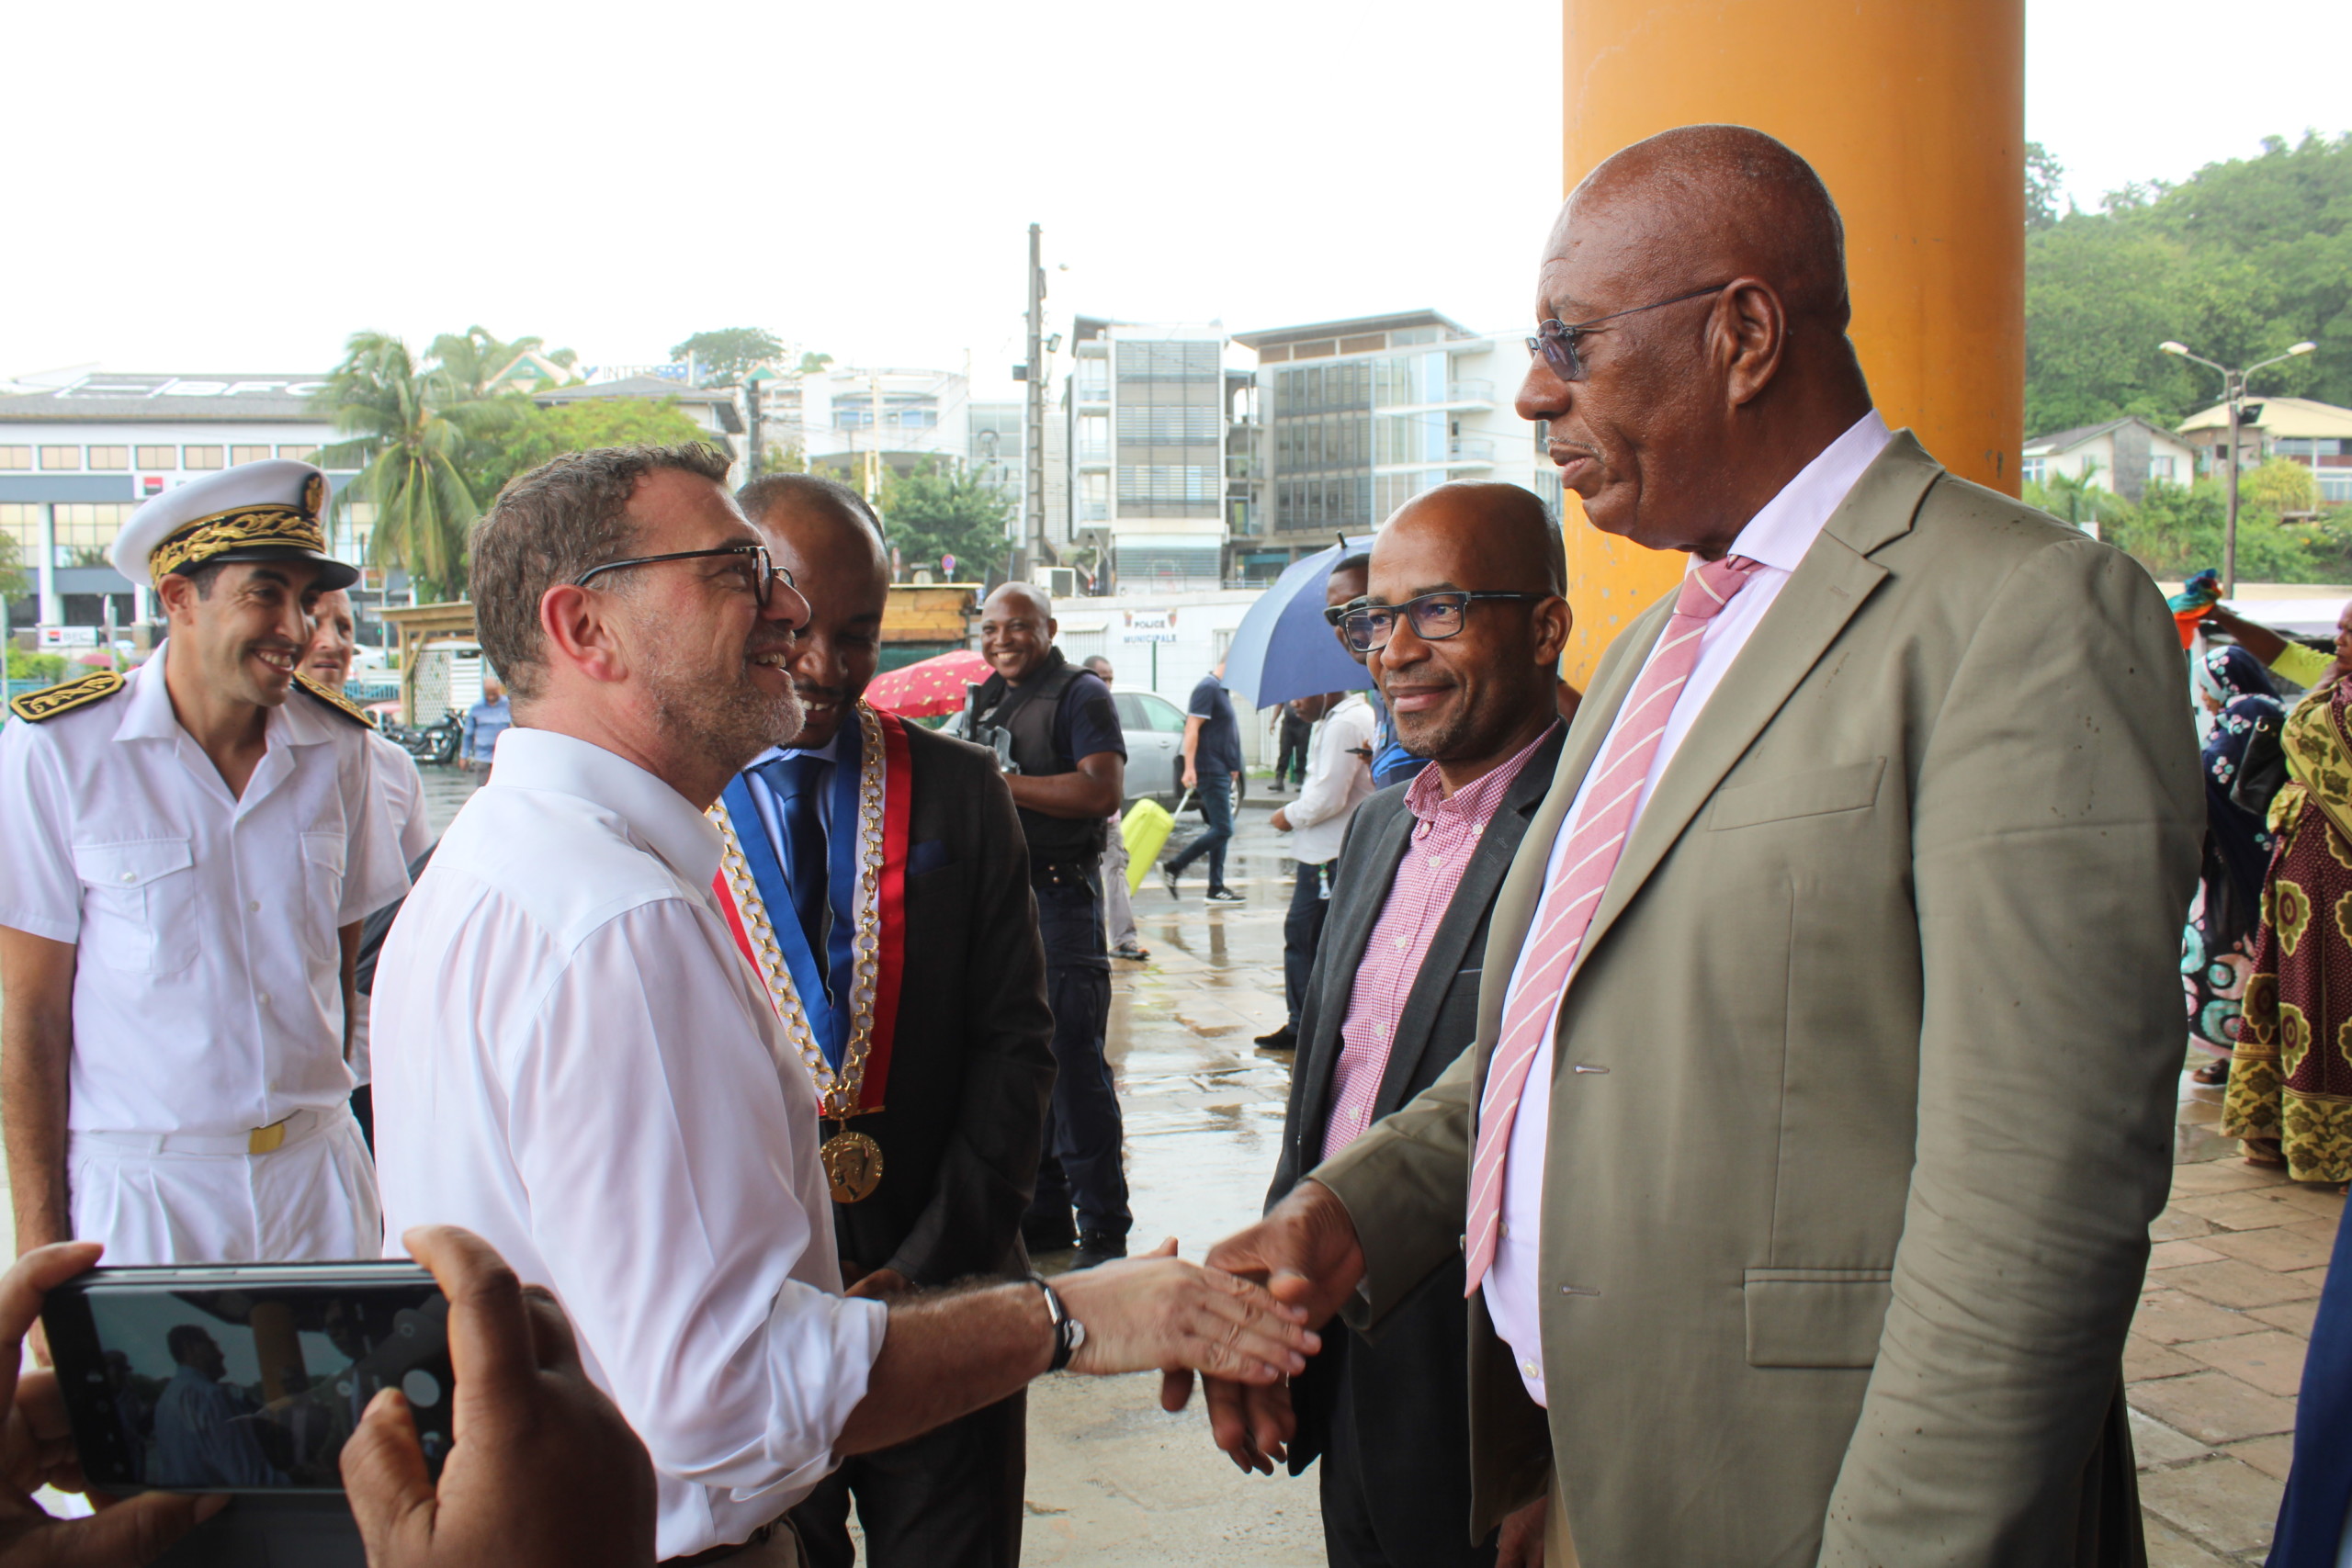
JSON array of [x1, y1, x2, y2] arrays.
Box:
[[1030, 1274, 1086, 1372]]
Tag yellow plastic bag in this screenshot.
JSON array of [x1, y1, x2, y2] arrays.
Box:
[[1121, 798, 1174, 892]]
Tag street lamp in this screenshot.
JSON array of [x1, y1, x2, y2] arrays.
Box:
[[2161, 339, 2319, 597]]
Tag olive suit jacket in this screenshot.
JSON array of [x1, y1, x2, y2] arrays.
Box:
[[1313, 432, 2202, 1566]]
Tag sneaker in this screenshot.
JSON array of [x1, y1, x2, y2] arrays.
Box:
[[1112, 941, 1151, 961], [1069, 1233, 1128, 1271], [1205, 887, 1245, 905], [1022, 1210, 1078, 1253], [1253, 1025, 1297, 1051], [1160, 864, 1181, 901]]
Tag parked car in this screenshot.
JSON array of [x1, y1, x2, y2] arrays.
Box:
[[1111, 686, 1190, 806]]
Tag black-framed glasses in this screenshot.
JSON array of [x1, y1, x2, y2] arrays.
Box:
[[573, 543, 791, 607], [1340, 592, 1547, 654], [1322, 594, 1367, 628], [1525, 282, 1735, 382]]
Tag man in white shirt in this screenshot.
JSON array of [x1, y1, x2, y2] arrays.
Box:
[[302, 586, 432, 1149], [1191, 127, 2198, 1565], [0, 460, 407, 1274], [372, 443, 1319, 1565], [1258, 690, 1375, 1052]]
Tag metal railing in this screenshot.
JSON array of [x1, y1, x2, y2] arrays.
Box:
[[1448, 437, 1497, 463]]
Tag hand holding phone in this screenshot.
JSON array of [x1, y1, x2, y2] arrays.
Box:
[[340, 1227, 656, 1568], [0, 1242, 220, 1565]]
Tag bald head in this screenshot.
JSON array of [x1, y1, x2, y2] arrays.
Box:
[[1516, 123, 1874, 558], [1387, 483, 1564, 597]]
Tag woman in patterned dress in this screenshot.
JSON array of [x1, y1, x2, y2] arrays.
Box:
[[2185, 646, 2283, 1083], [2224, 647, 2352, 1184]]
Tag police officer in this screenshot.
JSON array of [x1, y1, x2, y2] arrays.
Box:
[[963, 583, 1134, 1269], [0, 461, 409, 1271]]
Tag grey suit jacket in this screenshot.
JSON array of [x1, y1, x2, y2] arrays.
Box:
[[1314, 433, 2201, 1566]]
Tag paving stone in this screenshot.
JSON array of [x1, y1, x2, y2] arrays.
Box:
[[2167, 1159, 2289, 1198], [2141, 1514, 2233, 1568], [2174, 1190, 2313, 1232], [2129, 1407, 2212, 1469], [2161, 1259, 2324, 1310], [2137, 1456, 2281, 1556], [2199, 1224, 2338, 1273], [2152, 1208, 2219, 1242], [2150, 1239, 2228, 1269], [2269, 1184, 2349, 1221], [2134, 1291, 2258, 1345], [2222, 1434, 2297, 1483], [2126, 1335, 2200, 1382], [2177, 1331, 2310, 1398], [2129, 1372, 2296, 1445], [2248, 1300, 2321, 1337]]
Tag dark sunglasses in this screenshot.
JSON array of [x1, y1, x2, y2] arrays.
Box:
[[1340, 592, 1547, 654], [573, 543, 791, 607], [1322, 594, 1368, 628], [1526, 282, 1734, 382]]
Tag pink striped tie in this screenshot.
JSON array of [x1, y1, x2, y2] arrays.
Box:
[[1463, 554, 1764, 1295]]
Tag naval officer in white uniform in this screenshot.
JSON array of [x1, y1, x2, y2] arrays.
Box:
[[0, 460, 409, 1269]]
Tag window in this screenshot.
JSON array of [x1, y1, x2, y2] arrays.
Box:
[[2322, 473, 2352, 505], [39, 446, 80, 470], [135, 446, 175, 469], [2149, 456, 2176, 482], [183, 446, 224, 470], [0, 446, 28, 470], [85, 446, 129, 470], [0, 503, 40, 559], [277, 444, 319, 463], [230, 445, 271, 467], [51, 503, 136, 567], [2020, 457, 2048, 485]]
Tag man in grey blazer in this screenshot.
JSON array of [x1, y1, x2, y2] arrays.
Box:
[[1268, 484, 1569, 1568], [1185, 125, 2201, 1565]]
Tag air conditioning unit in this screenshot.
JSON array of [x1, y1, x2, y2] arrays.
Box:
[[1044, 566, 1078, 599]]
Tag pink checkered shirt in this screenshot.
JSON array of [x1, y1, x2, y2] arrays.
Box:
[[1317, 724, 1560, 1164]]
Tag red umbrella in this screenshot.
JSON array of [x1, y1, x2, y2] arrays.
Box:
[[865, 649, 991, 718]]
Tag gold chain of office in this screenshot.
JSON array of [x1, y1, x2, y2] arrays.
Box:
[[708, 703, 890, 1201]]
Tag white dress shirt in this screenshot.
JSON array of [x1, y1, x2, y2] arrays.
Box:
[[370, 727, 888, 1560], [1288, 693, 1377, 864], [0, 649, 409, 1135], [1487, 411, 1893, 1404]]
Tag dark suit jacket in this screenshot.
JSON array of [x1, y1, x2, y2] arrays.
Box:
[[827, 723, 1057, 1285], [1268, 725, 1566, 1520]]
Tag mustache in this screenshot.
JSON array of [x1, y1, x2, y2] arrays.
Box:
[[794, 683, 846, 705]]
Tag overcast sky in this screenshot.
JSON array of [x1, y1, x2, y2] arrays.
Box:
[[5, 0, 2344, 401]]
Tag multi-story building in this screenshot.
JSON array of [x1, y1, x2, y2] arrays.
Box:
[[1230, 310, 1557, 575], [2178, 396, 2352, 507], [1060, 318, 1232, 591], [0, 371, 361, 629]]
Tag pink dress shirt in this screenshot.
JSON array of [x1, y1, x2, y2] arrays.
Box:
[[1318, 724, 1560, 1163]]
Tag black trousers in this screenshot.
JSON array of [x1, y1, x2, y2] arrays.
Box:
[[1275, 716, 1311, 786], [1283, 859, 1332, 1031], [1319, 1350, 1496, 1568], [1026, 871, 1131, 1240], [790, 1391, 1025, 1568]]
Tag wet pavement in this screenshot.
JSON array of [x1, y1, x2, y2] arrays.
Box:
[[0, 761, 2329, 1562]]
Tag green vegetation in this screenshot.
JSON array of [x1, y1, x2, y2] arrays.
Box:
[[2041, 471, 2352, 585], [871, 460, 1014, 577], [464, 398, 714, 508], [2026, 133, 2351, 435], [670, 328, 784, 384], [0, 530, 27, 603]]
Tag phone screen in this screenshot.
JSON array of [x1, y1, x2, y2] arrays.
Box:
[[46, 1265, 453, 1493]]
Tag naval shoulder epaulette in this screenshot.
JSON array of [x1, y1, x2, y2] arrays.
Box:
[[8, 669, 126, 724], [292, 671, 379, 728]]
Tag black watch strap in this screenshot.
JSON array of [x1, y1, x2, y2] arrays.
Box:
[[1030, 1274, 1085, 1372]]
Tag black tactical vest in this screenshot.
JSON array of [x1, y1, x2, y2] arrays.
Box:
[[977, 650, 1108, 865]]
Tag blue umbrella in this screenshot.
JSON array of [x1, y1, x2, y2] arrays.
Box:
[[1224, 536, 1375, 710]]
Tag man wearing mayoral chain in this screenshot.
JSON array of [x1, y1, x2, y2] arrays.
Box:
[[719, 474, 1054, 1568]]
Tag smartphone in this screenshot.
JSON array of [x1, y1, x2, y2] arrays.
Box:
[[42, 1262, 454, 1494]]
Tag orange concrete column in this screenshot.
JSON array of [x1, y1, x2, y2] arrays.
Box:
[[1554, 0, 2024, 685]]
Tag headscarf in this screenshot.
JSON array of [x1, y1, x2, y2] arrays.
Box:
[[2197, 643, 2277, 710], [2199, 644, 2286, 947]]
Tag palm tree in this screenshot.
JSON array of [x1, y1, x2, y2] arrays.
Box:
[[315, 333, 486, 601], [429, 326, 576, 399]]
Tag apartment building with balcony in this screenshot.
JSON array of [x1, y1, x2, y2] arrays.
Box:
[[1061, 317, 1232, 590], [1230, 310, 1558, 574]]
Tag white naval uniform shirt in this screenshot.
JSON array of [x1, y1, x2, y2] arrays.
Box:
[[0, 649, 409, 1137], [371, 728, 888, 1561], [345, 734, 431, 1090], [1487, 412, 1893, 1404]]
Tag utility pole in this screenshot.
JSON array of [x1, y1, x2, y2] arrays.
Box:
[[745, 378, 763, 483], [1020, 222, 1046, 584], [2161, 338, 2317, 599]]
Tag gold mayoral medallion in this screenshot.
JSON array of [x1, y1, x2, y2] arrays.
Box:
[[711, 704, 895, 1203], [820, 1125, 886, 1204]]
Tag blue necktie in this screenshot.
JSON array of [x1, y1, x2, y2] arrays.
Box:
[[755, 755, 831, 987]]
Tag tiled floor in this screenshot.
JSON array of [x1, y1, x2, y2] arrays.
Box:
[[2132, 1074, 2342, 1565]]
